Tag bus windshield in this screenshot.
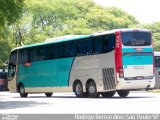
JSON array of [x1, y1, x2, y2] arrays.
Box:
[[121, 31, 151, 46]]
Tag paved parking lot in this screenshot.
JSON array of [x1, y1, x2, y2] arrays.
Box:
[[0, 91, 160, 114]]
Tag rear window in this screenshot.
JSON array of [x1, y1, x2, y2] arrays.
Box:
[[121, 31, 151, 46]]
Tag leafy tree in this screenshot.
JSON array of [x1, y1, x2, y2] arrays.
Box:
[[27, 0, 138, 43], [0, 0, 139, 67], [0, 0, 24, 67], [0, 0, 24, 29], [0, 40, 12, 67], [141, 22, 160, 50]]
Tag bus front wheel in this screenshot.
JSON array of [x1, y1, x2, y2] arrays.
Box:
[[117, 90, 130, 97], [45, 93, 53, 97], [19, 84, 28, 98]]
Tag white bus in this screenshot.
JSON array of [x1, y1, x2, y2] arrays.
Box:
[[8, 28, 155, 98], [154, 51, 160, 89]]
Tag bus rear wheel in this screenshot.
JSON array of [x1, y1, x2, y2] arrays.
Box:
[[87, 81, 98, 98], [19, 84, 28, 98], [74, 81, 84, 98], [101, 91, 116, 98], [117, 90, 130, 97], [45, 93, 53, 97]]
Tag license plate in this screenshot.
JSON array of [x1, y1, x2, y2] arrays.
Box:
[[136, 76, 143, 80]]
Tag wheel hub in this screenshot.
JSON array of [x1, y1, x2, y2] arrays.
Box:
[[76, 85, 82, 94], [89, 86, 95, 93], [20, 87, 24, 94]]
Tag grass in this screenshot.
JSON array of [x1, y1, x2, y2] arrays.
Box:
[[148, 89, 160, 93]]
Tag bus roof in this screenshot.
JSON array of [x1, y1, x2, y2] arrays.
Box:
[[92, 28, 150, 36], [44, 35, 88, 42], [12, 28, 151, 51], [12, 34, 91, 51]]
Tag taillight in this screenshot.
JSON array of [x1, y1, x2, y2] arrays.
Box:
[[119, 66, 124, 78]]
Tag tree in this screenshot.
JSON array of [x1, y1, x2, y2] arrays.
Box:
[[141, 22, 160, 50], [26, 0, 138, 43], [0, 0, 24, 67], [0, 0, 139, 67], [0, 0, 24, 28], [0, 40, 12, 67]]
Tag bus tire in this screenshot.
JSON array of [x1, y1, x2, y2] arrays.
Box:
[[19, 84, 28, 98], [45, 93, 53, 97], [74, 81, 84, 98], [117, 90, 130, 97], [88, 81, 98, 98], [101, 91, 116, 98]]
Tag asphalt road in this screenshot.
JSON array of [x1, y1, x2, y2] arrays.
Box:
[[0, 91, 160, 114]]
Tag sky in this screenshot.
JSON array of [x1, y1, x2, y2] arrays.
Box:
[[94, 0, 160, 24]]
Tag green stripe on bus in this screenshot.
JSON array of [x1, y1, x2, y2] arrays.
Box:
[[17, 58, 74, 87]]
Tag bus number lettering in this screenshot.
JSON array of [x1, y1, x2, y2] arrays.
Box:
[[116, 35, 121, 48]]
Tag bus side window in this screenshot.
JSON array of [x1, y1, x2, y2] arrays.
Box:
[[93, 36, 103, 54], [64, 41, 77, 57], [43, 45, 51, 60], [37, 46, 50, 61], [70, 41, 77, 57], [33, 47, 43, 62], [51, 43, 64, 59], [86, 38, 93, 55], [64, 42, 71, 57], [29, 46, 50, 62], [18, 49, 28, 64], [77, 40, 87, 56], [104, 34, 115, 52], [30, 47, 37, 62]]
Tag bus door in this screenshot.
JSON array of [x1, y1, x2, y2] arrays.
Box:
[[154, 56, 160, 88], [8, 50, 18, 92]]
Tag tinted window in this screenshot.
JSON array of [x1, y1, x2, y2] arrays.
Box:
[[77, 40, 87, 56], [30, 48, 36, 62], [64, 41, 77, 57], [39, 45, 51, 60], [86, 38, 93, 55], [18, 49, 28, 64], [64, 42, 70, 57], [70, 41, 77, 56], [93, 36, 103, 53], [30, 46, 51, 62], [155, 56, 160, 68], [104, 34, 115, 52], [51, 43, 64, 59], [30, 47, 42, 62], [121, 31, 151, 46], [8, 50, 17, 80], [9, 51, 17, 67]]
